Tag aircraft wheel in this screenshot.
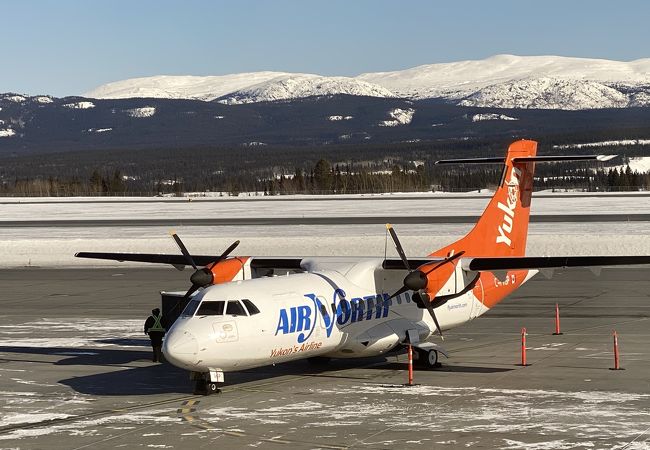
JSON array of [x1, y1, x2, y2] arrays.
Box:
[[416, 348, 439, 369], [206, 382, 221, 395]]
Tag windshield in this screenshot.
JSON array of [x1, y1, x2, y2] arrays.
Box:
[[196, 300, 225, 316]]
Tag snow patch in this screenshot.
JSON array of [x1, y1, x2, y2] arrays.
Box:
[[378, 108, 415, 127], [472, 113, 518, 122], [554, 139, 650, 149], [2, 412, 73, 426], [327, 115, 353, 121], [125, 106, 156, 118], [242, 141, 267, 147], [0, 128, 16, 137], [4, 95, 26, 103], [612, 157, 650, 174], [63, 101, 95, 109], [34, 96, 53, 104], [86, 128, 112, 133]]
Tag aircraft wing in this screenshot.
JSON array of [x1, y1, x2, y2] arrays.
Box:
[[461, 255, 650, 271], [75, 252, 304, 269], [74, 252, 442, 271]]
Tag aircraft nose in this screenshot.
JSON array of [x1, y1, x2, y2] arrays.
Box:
[[162, 329, 199, 368]]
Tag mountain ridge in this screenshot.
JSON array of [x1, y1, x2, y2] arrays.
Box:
[[84, 55, 650, 110]]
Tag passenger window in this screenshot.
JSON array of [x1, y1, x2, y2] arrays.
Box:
[[242, 299, 260, 315], [181, 298, 201, 317], [196, 301, 225, 316], [226, 300, 247, 316]]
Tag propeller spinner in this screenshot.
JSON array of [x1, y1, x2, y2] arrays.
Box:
[[170, 232, 240, 301], [386, 224, 465, 340]]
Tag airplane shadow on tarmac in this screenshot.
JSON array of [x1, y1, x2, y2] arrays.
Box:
[[0, 345, 512, 396]]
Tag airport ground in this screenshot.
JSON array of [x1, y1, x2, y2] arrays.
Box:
[[1, 267, 649, 449]]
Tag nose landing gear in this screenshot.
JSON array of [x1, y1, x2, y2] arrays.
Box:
[[191, 370, 224, 395]]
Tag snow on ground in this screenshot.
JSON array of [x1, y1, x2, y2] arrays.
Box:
[[2, 193, 648, 220], [201, 383, 650, 446], [63, 101, 95, 109], [0, 195, 649, 268], [554, 139, 650, 149], [125, 106, 156, 118], [378, 108, 415, 127], [611, 156, 650, 174], [472, 113, 518, 122], [0, 319, 146, 348], [328, 115, 353, 121], [0, 128, 16, 137]]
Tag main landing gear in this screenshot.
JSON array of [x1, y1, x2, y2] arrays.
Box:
[[411, 342, 448, 369], [191, 370, 224, 395], [415, 348, 440, 369]]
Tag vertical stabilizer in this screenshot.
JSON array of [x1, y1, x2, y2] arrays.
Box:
[[430, 140, 537, 258]]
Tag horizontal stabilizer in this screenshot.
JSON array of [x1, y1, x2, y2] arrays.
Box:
[[462, 255, 650, 272], [435, 155, 615, 165]]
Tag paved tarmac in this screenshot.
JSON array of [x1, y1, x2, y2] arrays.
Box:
[[1, 267, 650, 449]]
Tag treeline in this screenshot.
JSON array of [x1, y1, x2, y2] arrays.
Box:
[[2, 159, 649, 196]]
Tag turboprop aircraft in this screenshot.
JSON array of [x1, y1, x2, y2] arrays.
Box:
[[76, 140, 650, 394]]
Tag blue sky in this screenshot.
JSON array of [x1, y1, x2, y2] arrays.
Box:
[[2, 0, 649, 96]]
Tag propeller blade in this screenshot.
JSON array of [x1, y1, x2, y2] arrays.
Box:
[[432, 273, 481, 305], [170, 232, 198, 270], [388, 285, 410, 301], [208, 240, 241, 270], [422, 299, 444, 340], [386, 224, 411, 271], [422, 251, 465, 275], [182, 284, 200, 302]]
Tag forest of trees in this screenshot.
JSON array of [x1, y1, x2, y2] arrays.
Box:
[[2, 158, 648, 196]]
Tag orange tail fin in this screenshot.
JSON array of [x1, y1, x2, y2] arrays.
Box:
[[430, 140, 538, 258]]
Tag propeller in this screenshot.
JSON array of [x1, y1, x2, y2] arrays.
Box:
[[386, 224, 465, 340], [170, 232, 240, 301]]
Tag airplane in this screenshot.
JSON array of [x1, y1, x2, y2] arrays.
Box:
[[76, 140, 650, 395]]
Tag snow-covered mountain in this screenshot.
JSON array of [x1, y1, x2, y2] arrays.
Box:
[[85, 73, 395, 103], [84, 55, 650, 110], [458, 78, 631, 110], [216, 74, 395, 104], [357, 54, 650, 98]]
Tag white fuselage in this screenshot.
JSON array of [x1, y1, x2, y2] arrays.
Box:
[[162, 259, 511, 373]]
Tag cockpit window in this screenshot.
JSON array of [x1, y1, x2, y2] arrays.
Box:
[[242, 299, 260, 315], [181, 298, 201, 317], [196, 300, 225, 316], [226, 300, 247, 316]]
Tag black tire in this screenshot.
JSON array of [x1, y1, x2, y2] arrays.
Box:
[[416, 348, 439, 369], [207, 382, 220, 394]]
